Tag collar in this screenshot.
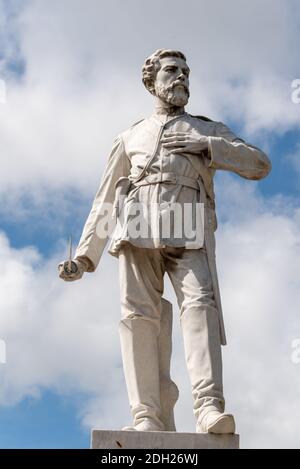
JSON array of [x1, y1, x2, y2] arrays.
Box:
[[151, 110, 187, 126]]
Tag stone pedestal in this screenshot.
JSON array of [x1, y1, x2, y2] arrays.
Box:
[[91, 430, 239, 449]]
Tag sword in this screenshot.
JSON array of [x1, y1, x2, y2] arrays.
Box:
[[63, 236, 78, 275]]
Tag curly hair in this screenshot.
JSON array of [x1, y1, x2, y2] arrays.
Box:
[[142, 49, 187, 95]]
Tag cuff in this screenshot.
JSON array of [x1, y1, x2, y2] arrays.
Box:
[[74, 255, 95, 272]]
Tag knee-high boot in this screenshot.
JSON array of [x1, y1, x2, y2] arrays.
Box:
[[119, 299, 178, 431], [119, 316, 165, 431], [180, 305, 235, 434], [159, 298, 179, 431]]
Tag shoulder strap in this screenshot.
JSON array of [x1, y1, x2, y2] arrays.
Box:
[[189, 114, 214, 122], [131, 123, 164, 183], [130, 118, 145, 128]]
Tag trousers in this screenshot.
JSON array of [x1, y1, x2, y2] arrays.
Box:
[[118, 243, 225, 423]]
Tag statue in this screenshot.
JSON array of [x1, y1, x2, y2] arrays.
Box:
[[58, 49, 271, 434]]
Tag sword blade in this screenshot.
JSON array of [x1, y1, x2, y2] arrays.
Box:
[[68, 235, 72, 271]]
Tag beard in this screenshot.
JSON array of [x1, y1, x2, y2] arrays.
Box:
[[155, 81, 190, 107]]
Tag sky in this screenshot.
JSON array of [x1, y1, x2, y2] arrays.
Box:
[[0, 0, 300, 449]]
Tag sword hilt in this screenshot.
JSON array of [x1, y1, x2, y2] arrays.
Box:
[[63, 260, 78, 275]]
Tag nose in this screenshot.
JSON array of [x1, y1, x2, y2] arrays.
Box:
[[178, 72, 185, 81]]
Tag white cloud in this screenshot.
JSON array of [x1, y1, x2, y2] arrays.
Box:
[[0, 231, 128, 416], [217, 177, 300, 448], [0, 0, 299, 206]]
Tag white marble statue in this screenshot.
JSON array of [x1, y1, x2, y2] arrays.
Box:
[[58, 49, 271, 434]]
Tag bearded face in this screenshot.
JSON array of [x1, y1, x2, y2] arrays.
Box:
[[154, 80, 190, 107], [153, 56, 190, 107]]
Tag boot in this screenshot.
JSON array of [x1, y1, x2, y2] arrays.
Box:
[[180, 305, 235, 434], [196, 406, 235, 433], [119, 317, 165, 431], [159, 298, 179, 431]]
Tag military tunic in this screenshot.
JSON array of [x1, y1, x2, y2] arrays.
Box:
[[75, 111, 271, 344]]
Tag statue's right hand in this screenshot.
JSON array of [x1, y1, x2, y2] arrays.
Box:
[[58, 259, 86, 282]]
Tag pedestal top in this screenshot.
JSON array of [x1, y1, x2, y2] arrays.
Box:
[[91, 429, 239, 449]]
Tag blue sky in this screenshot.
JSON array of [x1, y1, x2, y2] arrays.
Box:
[[0, 391, 90, 448], [0, 0, 300, 449]]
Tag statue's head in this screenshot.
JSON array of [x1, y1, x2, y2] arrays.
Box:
[[142, 49, 190, 107]]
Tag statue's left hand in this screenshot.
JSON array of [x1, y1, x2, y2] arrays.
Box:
[[161, 132, 209, 155]]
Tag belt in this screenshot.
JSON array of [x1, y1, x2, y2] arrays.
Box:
[[132, 172, 199, 190]]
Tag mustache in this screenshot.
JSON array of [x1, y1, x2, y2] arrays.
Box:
[[167, 80, 189, 94]]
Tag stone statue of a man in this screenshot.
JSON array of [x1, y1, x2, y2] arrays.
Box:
[[58, 49, 271, 434]]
